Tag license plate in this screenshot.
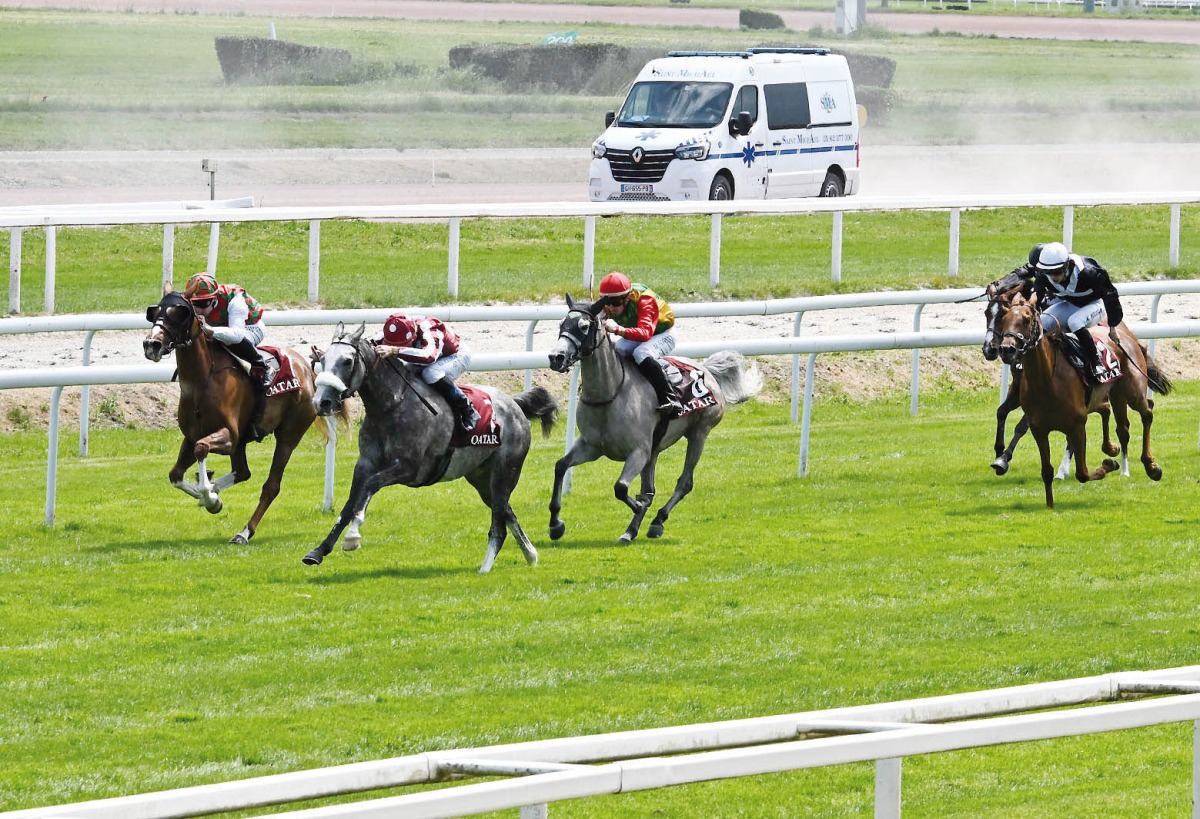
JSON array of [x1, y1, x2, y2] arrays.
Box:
[[621, 183, 654, 194]]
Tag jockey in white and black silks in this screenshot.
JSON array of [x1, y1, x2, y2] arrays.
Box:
[[374, 314, 481, 432], [596, 270, 683, 417], [1030, 242, 1124, 377]]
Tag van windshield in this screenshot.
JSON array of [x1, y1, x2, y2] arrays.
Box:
[[617, 81, 733, 129]]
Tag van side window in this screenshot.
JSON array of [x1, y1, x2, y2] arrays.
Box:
[[763, 82, 811, 130], [733, 85, 759, 125]]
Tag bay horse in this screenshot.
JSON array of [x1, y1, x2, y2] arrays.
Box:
[[304, 323, 558, 574], [143, 289, 335, 544], [546, 294, 763, 543], [982, 281, 1118, 478], [996, 293, 1173, 507]]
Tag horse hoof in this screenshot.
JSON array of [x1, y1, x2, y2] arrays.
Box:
[[618, 532, 636, 544], [302, 552, 324, 566], [990, 458, 1009, 476], [1103, 458, 1121, 474], [648, 523, 664, 539], [1103, 442, 1121, 457], [229, 533, 248, 545], [549, 522, 566, 541], [204, 497, 223, 515], [342, 536, 361, 552], [1147, 463, 1163, 481]]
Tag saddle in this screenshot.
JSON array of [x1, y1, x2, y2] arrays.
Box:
[[663, 357, 719, 417], [1056, 333, 1122, 386]]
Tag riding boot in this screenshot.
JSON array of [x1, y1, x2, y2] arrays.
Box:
[[636, 358, 684, 417], [433, 376, 480, 432], [230, 338, 272, 441], [1074, 328, 1104, 377]]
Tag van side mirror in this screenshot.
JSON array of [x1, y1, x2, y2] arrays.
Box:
[[729, 111, 753, 137], [605, 110, 616, 128]]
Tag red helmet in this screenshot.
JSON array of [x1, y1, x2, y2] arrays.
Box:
[[382, 314, 417, 346], [184, 272, 219, 301], [599, 272, 632, 298]]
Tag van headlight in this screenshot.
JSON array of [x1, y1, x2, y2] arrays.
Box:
[[674, 140, 709, 161], [592, 141, 607, 159]]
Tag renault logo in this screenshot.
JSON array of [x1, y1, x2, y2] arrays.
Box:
[[631, 147, 644, 165]]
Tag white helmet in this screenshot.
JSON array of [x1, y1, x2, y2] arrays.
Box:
[[1035, 242, 1071, 276]]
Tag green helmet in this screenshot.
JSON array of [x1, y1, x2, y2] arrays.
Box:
[[184, 272, 219, 301]]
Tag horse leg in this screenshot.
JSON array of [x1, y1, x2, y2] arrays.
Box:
[[1125, 394, 1163, 481], [343, 492, 373, 552], [230, 433, 295, 546], [505, 507, 539, 567], [169, 438, 205, 500], [1069, 421, 1118, 485], [1055, 445, 1072, 481], [1099, 403, 1121, 458], [991, 378, 1023, 475], [648, 430, 710, 538], [615, 449, 654, 543], [303, 460, 403, 565], [466, 465, 511, 574], [637, 458, 659, 538], [549, 439, 602, 541], [1031, 427, 1056, 508]]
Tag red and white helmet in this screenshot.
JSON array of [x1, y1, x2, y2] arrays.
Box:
[[599, 271, 632, 299], [382, 314, 418, 346], [184, 272, 219, 301]]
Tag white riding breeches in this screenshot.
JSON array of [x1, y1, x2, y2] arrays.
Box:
[[1041, 300, 1105, 334], [614, 329, 676, 364], [422, 345, 472, 383]]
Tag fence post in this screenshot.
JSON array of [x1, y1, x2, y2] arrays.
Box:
[[910, 304, 925, 415], [832, 212, 843, 283], [798, 352, 817, 476], [163, 223, 175, 291], [710, 213, 722, 289], [1170, 204, 1181, 267], [44, 226, 56, 314], [308, 220, 321, 302], [206, 223, 219, 275], [875, 758, 902, 819], [1063, 205, 1074, 249], [583, 215, 596, 290], [448, 217, 461, 298], [948, 208, 960, 276], [9, 227, 21, 314]]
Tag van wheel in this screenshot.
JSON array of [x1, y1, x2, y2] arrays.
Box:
[[819, 172, 845, 198], [708, 176, 733, 200]]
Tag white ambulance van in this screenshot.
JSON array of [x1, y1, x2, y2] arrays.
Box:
[[588, 48, 860, 202]]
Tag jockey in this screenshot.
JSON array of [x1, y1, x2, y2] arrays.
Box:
[[183, 272, 276, 440], [597, 271, 684, 417], [373, 314, 481, 432], [1030, 242, 1124, 377]]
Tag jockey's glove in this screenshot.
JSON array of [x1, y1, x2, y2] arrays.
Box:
[[603, 318, 622, 336]]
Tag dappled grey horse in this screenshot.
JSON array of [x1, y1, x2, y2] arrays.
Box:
[[547, 295, 762, 543], [304, 323, 558, 573]]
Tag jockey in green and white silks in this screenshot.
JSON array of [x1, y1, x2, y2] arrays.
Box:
[[597, 271, 683, 417]]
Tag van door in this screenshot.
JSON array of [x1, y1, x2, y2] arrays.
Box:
[[728, 83, 767, 200], [761, 80, 815, 198], [805, 79, 857, 194]]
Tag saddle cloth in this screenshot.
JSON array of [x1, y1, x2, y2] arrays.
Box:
[[258, 346, 303, 397], [450, 385, 502, 448], [1058, 333, 1122, 386], [663, 357, 719, 417]]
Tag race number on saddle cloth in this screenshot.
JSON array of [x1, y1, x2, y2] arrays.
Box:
[[662, 357, 719, 417]]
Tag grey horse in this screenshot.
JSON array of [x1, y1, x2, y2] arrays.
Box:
[[546, 295, 762, 543], [304, 323, 558, 573]]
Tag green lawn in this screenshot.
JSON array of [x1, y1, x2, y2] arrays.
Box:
[[3, 385, 1200, 815]]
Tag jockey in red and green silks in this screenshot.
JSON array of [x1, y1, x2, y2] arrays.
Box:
[[184, 272, 275, 437]]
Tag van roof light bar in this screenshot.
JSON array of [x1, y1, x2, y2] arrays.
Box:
[[665, 48, 832, 59]]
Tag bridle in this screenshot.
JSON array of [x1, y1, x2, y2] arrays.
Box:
[[313, 337, 366, 402], [558, 308, 626, 405], [148, 293, 200, 355], [1001, 303, 1043, 360]]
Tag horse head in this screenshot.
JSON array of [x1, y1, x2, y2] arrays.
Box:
[[997, 293, 1042, 367], [547, 293, 605, 373], [143, 290, 198, 362], [312, 322, 369, 416], [982, 286, 1018, 362]]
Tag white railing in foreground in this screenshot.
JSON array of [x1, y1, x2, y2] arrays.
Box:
[[5, 666, 1200, 819], [4, 191, 1196, 311]]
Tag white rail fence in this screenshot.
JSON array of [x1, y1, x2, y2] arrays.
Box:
[[5, 282, 1200, 524], [3, 192, 1196, 310], [5, 666, 1200, 819]]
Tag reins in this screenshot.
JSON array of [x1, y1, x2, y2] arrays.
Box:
[[563, 311, 625, 405]]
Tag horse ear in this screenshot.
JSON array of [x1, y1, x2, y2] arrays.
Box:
[[334, 321, 345, 340], [351, 322, 365, 343], [565, 293, 575, 310]]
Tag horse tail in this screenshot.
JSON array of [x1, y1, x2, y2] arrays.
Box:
[[514, 385, 559, 439], [703, 350, 764, 405], [1143, 346, 1174, 396]]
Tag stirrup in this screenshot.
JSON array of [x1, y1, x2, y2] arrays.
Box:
[[460, 407, 481, 432], [657, 398, 683, 416]]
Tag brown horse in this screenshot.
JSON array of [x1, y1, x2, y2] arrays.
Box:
[[982, 282, 1117, 477], [996, 293, 1172, 507], [143, 289, 341, 543]]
